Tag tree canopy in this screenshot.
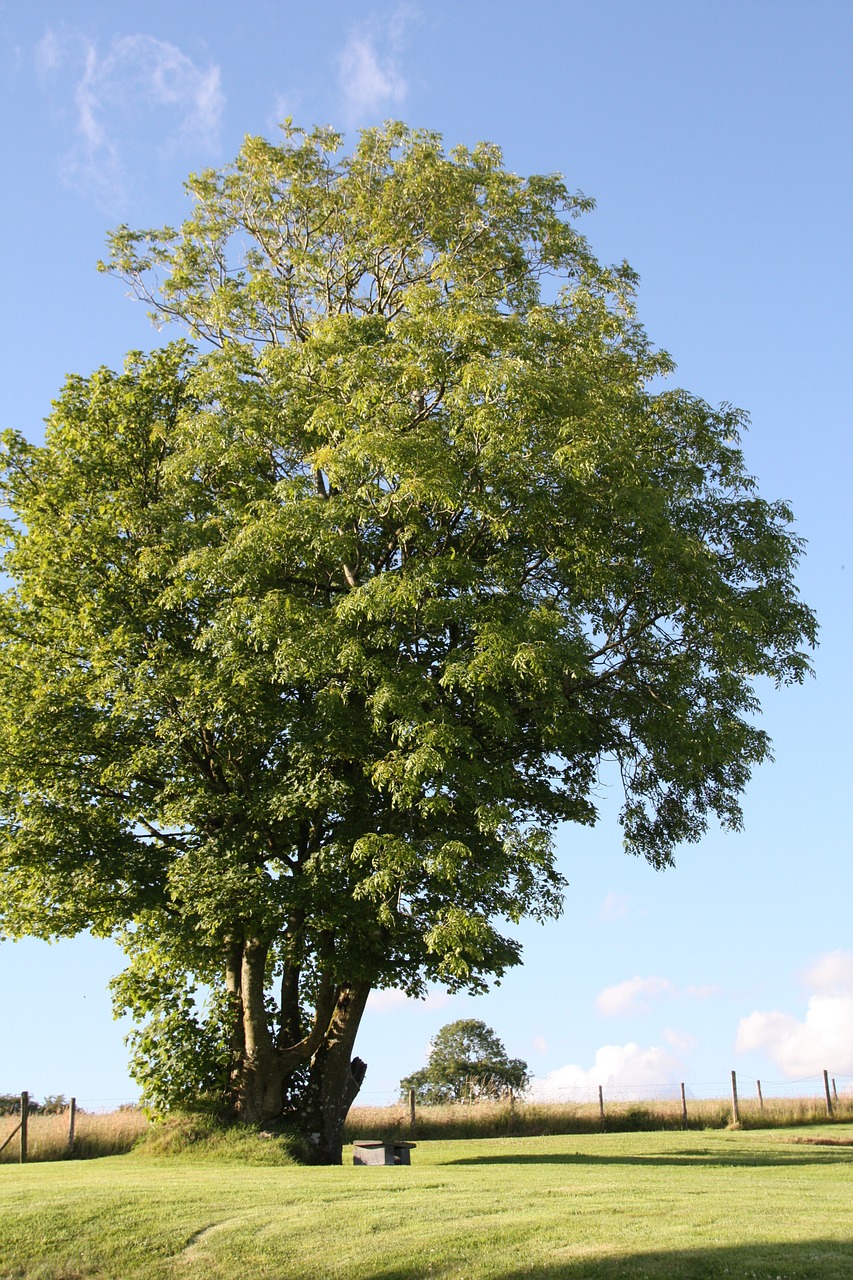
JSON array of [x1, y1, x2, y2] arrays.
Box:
[[0, 123, 815, 1161], [401, 1019, 529, 1103]]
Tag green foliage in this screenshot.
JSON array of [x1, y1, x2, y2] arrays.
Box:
[[0, 123, 816, 1124], [401, 1018, 530, 1103], [111, 971, 234, 1115]]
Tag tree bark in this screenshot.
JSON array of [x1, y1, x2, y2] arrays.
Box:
[[296, 981, 371, 1164], [237, 937, 286, 1122], [230, 935, 370, 1161], [223, 935, 245, 1114]]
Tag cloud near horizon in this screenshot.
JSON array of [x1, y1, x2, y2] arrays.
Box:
[[528, 1042, 683, 1101], [736, 949, 853, 1076], [36, 29, 223, 206], [662, 1028, 699, 1055]]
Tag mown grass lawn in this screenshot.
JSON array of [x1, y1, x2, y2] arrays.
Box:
[[1, 1127, 852, 1279]]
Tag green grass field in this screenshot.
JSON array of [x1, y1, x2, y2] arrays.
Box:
[[1, 1127, 852, 1279]]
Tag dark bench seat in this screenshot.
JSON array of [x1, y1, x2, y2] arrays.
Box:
[[352, 1140, 416, 1166]]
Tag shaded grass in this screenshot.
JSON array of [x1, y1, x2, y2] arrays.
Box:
[[0, 1128, 852, 1278]]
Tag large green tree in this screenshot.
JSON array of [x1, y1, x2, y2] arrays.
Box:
[[0, 124, 815, 1162]]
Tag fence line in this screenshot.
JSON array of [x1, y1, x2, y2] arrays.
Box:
[[351, 1069, 853, 1118], [0, 1093, 80, 1162], [4, 1074, 851, 1146], [343, 1070, 853, 1144], [526, 1069, 846, 1129]]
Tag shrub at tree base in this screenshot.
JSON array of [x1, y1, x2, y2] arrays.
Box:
[[0, 123, 815, 1163], [133, 1113, 298, 1164]]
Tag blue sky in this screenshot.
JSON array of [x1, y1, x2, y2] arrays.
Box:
[[0, 0, 850, 1110]]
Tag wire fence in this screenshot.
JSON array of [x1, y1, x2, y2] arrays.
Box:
[[350, 1070, 853, 1109], [344, 1069, 853, 1142], [5, 1073, 851, 1115], [0, 1094, 140, 1116], [2, 1071, 852, 1161]]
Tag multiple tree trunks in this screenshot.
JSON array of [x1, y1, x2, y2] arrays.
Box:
[[228, 935, 370, 1162]]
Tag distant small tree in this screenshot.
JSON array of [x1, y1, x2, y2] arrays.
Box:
[[39, 1095, 69, 1115], [400, 1019, 529, 1103]]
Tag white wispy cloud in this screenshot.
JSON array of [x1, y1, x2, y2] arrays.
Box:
[[36, 29, 224, 206], [736, 949, 853, 1076], [598, 892, 629, 923], [595, 975, 720, 1017], [366, 987, 452, 1013], [596, 976, 675, 1017], [662, 1028, 699, 1055], [336, 9, 411, 126], [532, 1035, 548, 1055], [267, 91, 302, 135], [35, 28, 63, 75], [806, 950, 853, 995], [528, 1042, 683, 1100]]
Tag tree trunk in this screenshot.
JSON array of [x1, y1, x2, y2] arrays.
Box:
[[229, 936, 370, 1162], [237, 937, 287, 1122], [295, 981, 371, 1164]]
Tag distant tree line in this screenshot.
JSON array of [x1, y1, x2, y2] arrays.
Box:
[[0, 1094, 70, 1116]]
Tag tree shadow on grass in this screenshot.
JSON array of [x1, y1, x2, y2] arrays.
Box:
[[444, 1148, 853, 1170], [499, 1239, 853, 1279], [370, 1238, 853, 1279]]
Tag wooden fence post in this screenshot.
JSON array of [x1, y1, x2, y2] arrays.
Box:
[[680, 1082, 688, 1129], [68, 1098, 77, 1154], [598, 1085, 605, 1127], [408, 1088, 416, 1131], [823, 1070, 833, 1117], [19, 1092, 27, 1164], [756, 1080, 764, 1110], [832, 1078, 839, 1105], [730, 1071, 740, 1125]]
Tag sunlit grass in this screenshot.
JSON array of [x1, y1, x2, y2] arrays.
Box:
[[1, 1128, 852, 1278]]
